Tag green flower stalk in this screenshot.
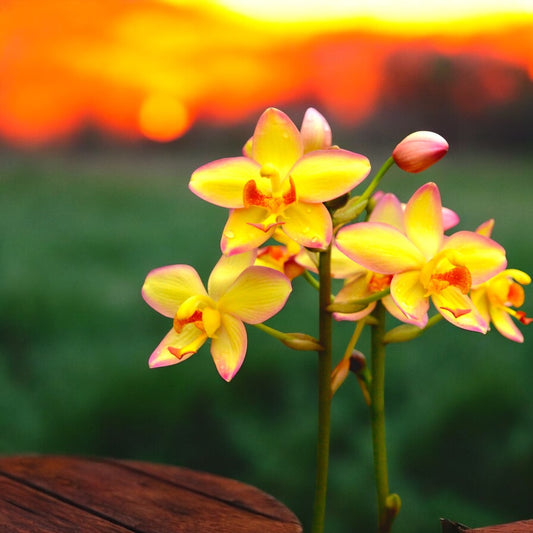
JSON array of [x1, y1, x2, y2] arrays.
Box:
[[312, 245, 333, 533], [369, 302, 400, 532]]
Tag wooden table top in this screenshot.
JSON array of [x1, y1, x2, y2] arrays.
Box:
[[0, 455, 303, 533], [441, 518, 533, 532]]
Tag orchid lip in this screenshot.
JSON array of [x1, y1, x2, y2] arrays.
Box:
[[248, 220, 285, 232]]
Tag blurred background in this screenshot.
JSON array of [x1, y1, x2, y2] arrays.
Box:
[[1, 1, 532, 532]]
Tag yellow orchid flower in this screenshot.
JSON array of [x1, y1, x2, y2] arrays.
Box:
[[332, 193, 408, 322], [470, 219, 532, 341], [254, 229, 306, 280], [336, 182, 507, 332], [189, 107, 370, 255], [142, 252, 292, 381], [471, 270, 532, 342]]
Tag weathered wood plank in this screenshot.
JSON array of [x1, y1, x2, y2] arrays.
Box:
[[441, 518, 533, 532], [113, 458, 300, 525], [0, 455, 302, 533], [0, 475, 132, 533]]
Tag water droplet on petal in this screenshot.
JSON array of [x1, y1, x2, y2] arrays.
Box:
[[224, 230, 235, 239], [303, 226, 310, 234], [306, 207, 312, 214], [311, 236, 319, 243]]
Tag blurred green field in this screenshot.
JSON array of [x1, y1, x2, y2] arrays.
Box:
[[1, 148, 532, 533]]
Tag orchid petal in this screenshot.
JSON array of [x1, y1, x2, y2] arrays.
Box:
[[218, 266, 292, 324], [293, 245, 362, 279], [470, 287, 491, 325], [176, 295, 210, 321], [333, 274, 375, 321], [431, 286, 488, 333], [476, 219, 494, 237], [202, 307, 222, 337], [300, 107, 332, 152], [442, 207, 460, 231], [330, 243, 367, 279], [336, 222, 425, 274], [334, 301, 376, 322], [189, 157, 260, 208], [221, 208, 276, 255], [404, 182, 443, 259], [290, 149, 371, 202], [505, 269, 531, 285], [292, 243, 366, 279], [489, 306, 524, 342], [282, 202, 332, 249], [442, 231, 507, 284], [390, 271, 429, 327], [293, 248, 319, 274], [142, 265, 207, 318], [211, 314, 247, 381], [148, 326, 206, 368], [336, 272, 368, 301], [208, 251, 256, 300], [242, 136, 253, 157], [382, 294, 411, 324], [369, 193, 405, 231], [252, 108, 302, 176]]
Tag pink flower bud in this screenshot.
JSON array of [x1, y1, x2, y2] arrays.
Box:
[[392, 131, 448, 173], [300, 107, 332, 152]]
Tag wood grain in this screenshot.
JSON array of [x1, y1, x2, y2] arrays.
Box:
[[441, 518, 533, 532], [0, 455, 303, 533]]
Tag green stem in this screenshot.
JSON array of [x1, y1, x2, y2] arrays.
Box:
[[342, 319, 366, 361], [424, 313, 444, 330], [359, 157, 395, 204], [303, 269, 321, 291], [311, 245, 333, 533], [369, 301, 396, 533], [253, 322, 286, 341]]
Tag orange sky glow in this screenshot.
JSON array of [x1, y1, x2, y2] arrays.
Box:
[[0, 0, 532, 145]]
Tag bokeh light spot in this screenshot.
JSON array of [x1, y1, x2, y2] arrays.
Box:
[[138, 94, 192, 142]]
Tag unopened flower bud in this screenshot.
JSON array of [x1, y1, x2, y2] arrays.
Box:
[[301, 107, 332, 152], [332, 195, 368, 226], [282, 333, 323, 351], [348, 350, 367, 374], [325, 193, 350, 211], [385, 493, 402, 520], [331, 357, 350, 395], [382, 324, 423, 344], [392, 131, 448, 173], [327, 301, 367, 314], [348, 350, 371, 405]]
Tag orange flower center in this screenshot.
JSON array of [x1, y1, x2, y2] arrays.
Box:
[[243, 177, 297, 214], [507, 282, 525, 307], [515, 311, 533, 325], [427, 266, 472, 295], [487, 275, 531, 325], [421, 250, 472, 298], [173, 309, 204, 334], [368, 273, 393, 293]]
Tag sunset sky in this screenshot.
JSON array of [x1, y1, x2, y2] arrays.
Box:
[[216, 0, 532, 26], [1, 0, 531, 145]]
